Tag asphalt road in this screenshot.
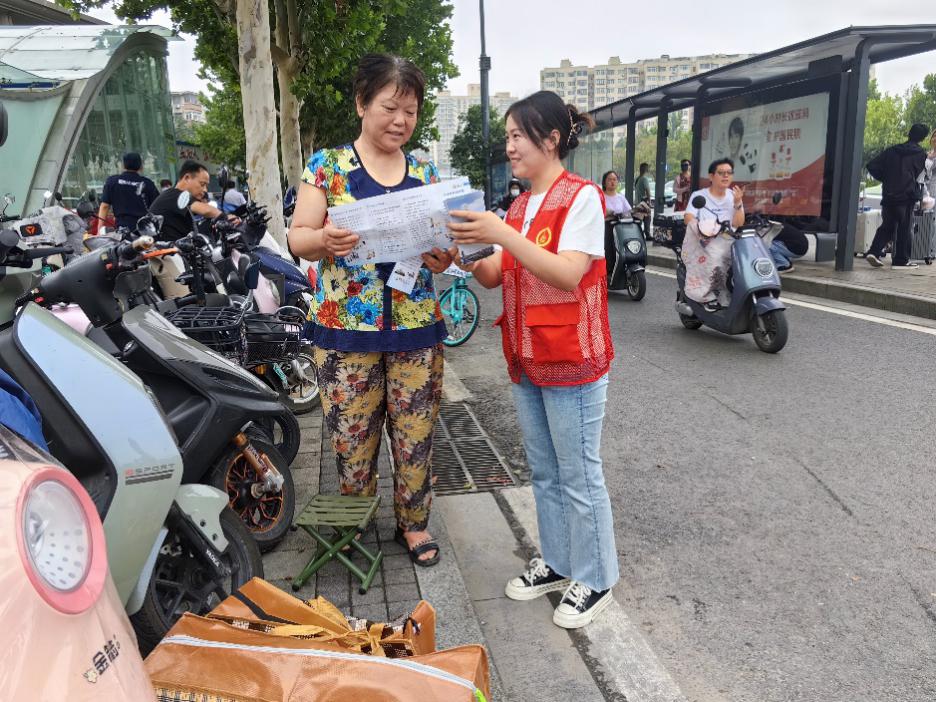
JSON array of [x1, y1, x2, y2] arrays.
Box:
[[440, 269, 936, 702]]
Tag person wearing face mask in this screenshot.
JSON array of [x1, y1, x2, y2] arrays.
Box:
[[497, 178, 526, 215], [673, 159, 692, 212]]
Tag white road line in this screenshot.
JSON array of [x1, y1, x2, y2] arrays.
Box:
[[645, 267, 936, 337]]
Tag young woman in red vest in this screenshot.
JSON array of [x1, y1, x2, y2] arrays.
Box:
[[449, 91, 618, 628]]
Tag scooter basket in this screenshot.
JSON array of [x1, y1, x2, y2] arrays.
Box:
[[244, 311, 302, 366], [653, 215, 686, 249], [166, 306, 247, 365]]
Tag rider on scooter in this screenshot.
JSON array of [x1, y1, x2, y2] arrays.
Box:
[[682, 158, 745, 311]]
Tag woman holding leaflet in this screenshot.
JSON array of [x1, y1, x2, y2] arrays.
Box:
[[448, 91, 619, 628], [288, 54, 455, 567]]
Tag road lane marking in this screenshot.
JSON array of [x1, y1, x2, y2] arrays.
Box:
[[645, 267, 936, 337]]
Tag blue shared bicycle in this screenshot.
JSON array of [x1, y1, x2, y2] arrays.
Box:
[[438, 273, 480, 347]]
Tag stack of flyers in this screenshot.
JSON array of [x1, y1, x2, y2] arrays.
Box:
[[444, 190, 495, 264]]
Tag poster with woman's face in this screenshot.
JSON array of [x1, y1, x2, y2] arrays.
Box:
[[700, 92, 831, 216]]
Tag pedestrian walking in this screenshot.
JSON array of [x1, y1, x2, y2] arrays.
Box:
[[97, 152, 159, 233], [448, 90, 619, 629], [864, 123, 930, 269], [288, 54, 454, 567]]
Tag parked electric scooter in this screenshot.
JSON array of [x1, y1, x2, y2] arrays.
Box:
[[674, 193, 788, 353], [17, 204, 298, 553], [0, 426, 156, 700], [607, 213, 648, 300], [0, 234, 263, 653]]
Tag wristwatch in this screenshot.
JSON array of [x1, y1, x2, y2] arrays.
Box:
[[734, 203, 744, 211]]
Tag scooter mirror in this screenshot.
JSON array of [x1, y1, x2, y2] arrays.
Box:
[[772, 192, 783, 205], [243, 259, 261, 291], [0, 102, 7, 147], [43, 190, 53, 201], [86, 189, 97, 203], [691, 195, 707, 209], [218, 166, 229, 187], [176, 190, 191, 210]]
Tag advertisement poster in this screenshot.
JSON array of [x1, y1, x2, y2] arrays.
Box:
[[700, 92, 830, 216]]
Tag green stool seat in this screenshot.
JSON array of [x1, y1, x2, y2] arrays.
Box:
[[291, 494, 383, 594]]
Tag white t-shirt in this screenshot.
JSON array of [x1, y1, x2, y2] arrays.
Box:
[[604, 192, 632, 217], [518, 185, 605, 258], [685, 187, 737, 233]]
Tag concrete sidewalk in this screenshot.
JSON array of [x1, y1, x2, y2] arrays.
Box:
[[262, 378, 689, 701], [647, 243, 936, 319]]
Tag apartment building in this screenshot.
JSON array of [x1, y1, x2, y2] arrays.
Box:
[[429, 83, 516, 178], [171, 91, 206, 125], [541, 53, 757, 111]]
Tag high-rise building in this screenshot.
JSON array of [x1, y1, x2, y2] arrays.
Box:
[[428, 83, 516, 178], [541, 53, 758, 112]]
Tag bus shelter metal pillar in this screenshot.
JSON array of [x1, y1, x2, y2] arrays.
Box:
[[654, 103, 670, 215], [834, 40, 871, 272], [625, 105, 638, 203], [690, 90, 708, 192]]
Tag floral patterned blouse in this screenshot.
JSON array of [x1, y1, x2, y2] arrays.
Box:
[[300, 145, 447, 353]]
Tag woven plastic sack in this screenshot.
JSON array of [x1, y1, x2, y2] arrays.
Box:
[[146, 613, 489, 702]]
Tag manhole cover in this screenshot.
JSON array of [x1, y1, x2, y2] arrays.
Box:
[[431, 402, 516, 495]]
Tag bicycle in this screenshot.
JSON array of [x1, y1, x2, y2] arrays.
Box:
[[438, 271, 480, 347]]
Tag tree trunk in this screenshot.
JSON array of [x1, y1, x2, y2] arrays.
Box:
[[235, 0, 286, 247], [277, 67, 304, 189]]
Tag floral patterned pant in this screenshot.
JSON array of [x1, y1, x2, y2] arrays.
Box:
[[313, 345, 444, 532]]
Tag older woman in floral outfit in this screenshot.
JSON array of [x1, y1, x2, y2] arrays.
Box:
[[288, 54, 453, 566]]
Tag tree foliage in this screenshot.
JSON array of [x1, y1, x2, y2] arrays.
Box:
[[449, 105, 505, 189], [193, 84, 246, 166], [57, 0, 458, 169], [294, 0, 457, 154], [904, 74, 936, 139]]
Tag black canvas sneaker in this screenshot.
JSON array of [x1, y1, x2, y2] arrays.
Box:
[[552, 581, 614, 629], [505, 557, 570, 601]]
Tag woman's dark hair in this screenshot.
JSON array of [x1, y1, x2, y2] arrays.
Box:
[[505, 91, 594, 160], [353, 53, 426, 111], [601, 170, 618, 190], [729, 117, 744, 139], [708, 157, 734, 174]]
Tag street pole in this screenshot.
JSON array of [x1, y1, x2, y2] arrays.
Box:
[[479, 0, 492, 208]]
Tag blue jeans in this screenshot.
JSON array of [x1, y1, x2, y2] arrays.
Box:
[[769, 240, 799, 269], [511, 373, 619, 592]]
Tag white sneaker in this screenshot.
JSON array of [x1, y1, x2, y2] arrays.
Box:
[[552, 581, 614, 629], [505, 557, 570, 601], [866, 254, 883, 268]]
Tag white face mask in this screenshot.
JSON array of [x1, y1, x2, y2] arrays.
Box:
[[510, 188, 520, 196]]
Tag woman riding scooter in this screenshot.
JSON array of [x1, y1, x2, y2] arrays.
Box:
[[683, 158, 745, 311]]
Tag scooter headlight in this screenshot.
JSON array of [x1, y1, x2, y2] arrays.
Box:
[[17, 468, 107, 613], [626, 240, 642, 255], [753, 258, 775, 278]]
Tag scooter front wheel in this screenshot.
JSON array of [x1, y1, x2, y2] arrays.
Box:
[[752, 309, 788, 353], [626, 269, 647, 301], [132, 507, 262, 654], [212, 434, 296, 552]]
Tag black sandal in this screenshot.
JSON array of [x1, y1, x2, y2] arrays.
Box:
[[394, 528, 441, 568]]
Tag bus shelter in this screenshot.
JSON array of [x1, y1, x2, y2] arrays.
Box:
[[531, 26, 936, 272]]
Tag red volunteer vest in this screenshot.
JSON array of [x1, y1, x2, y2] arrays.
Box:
[[498, 171, 614, 386]]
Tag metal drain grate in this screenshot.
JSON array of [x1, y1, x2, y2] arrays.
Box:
[[431, 402, 516, 495]]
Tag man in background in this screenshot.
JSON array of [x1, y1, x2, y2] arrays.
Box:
[[98, 152, 159, 233], [864, 123, 930, 270]]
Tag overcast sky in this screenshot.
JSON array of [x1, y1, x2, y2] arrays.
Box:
[[90, 1, 934, 100]]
